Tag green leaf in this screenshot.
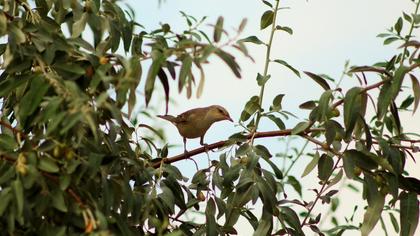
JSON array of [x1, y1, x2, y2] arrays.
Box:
[[410, 74, 420, 114], [205, 198, 218, 235], [0, 134, 18, 151], [400, 192, 419, 236], [395, 17, 403, 35], [360, 192, 385, 236], [144, 52, 164, 106], [304, 71, 331, 90], [272, 94, 285, 110], [276, 25, 293, 35], [0, 12, 6, 36], [378, 66, 408, 119], [343, 87, 363, 137], [265, 114, 285, 130], [253, 211, 272, 236], [280, 206, 304, 235], [72, 12, 88, 38], [291, 121, 310, 135], [178, 55, 192, 93], [0, 74, 30, 97], [287, 176, 302, 196], [213, 16, 224, 42], [38, 156, 60, 173], [12, 179, 24, 218], [256, 73, 271, 86], [240, 96, 260, 121], [254, 145, 272, 158], [389, 212, 399, 233], [302, 152, 321, 177], [273, 59, 300, 78], [318, 154, 334, 181], [343, 150, 378, 171], [19, 76, 50, 120], [215, 49, 241, 78], [261, 0, 273, 8], [384, 37, 399, 45], [51, 189, 68, 212], [238, 36, 265, 45], [317, 90, 333, 121], [0, 188, 12, 216], [260, 10, 274, 30], [299, 100, 317, 110], [261, 157, 283, 179], [257, 180, 275, 214]]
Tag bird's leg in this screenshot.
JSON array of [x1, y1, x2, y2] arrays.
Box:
[[200, 136, 212, 153], [183, 137, 188, 155]]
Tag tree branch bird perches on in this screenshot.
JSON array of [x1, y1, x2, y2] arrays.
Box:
[[158, 105, 233, 152]]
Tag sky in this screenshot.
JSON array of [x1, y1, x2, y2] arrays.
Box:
[[126, 0, 420, 235]]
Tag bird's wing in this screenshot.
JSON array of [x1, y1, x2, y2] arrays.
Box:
[[177, 107, 205, 123]]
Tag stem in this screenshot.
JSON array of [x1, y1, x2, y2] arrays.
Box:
[[400, 0, 420, 67], [283, 140, 309, 178], [299, 134, 343, 227], [254, 0, 281, 135]]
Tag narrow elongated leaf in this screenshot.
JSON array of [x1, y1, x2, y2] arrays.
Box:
[[302, 152, 321, 177], [400, 192, 419, 236], [12, 180, 24, 217], [206, 198, 217, 235], [213, 16, 224, 42], [343, 87, 363, 137], [378, 66, 408, 119], [157, 68, 170, 114], [276, 25, 293, 35], [19, 76, 50, 120], [178, 55, 193, 93], [360, 192, 385, 236], [304, 71, 331, 90], [410, 74, 420, 114], [291, 121, 310, 135], [280, 206, 304, 235], [265, 114, 285, 130], [238, 36, 264, 45], [145, 53, 164, 106], [215, 49, 241, 78], [273, 59, 300, 78], [343, 150, 378, 171], [253, 211, 272, 236]]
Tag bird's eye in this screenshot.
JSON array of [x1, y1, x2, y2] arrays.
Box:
[[218, 108, 224, 114]]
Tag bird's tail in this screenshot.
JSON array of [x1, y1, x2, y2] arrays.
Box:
[[157, 115, 177, 123]]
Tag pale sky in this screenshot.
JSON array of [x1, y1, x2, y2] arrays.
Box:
[[128, 1, 419, 235]]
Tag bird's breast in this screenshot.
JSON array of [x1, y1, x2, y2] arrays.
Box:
[[176, 120, 212, 139]]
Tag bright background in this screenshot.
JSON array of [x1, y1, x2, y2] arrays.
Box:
[[127, 0, 420, 235]]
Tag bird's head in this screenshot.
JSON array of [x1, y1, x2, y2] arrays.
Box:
[[207, 105, 233, 122]]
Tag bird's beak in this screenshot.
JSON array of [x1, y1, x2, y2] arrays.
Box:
[[226, 116, 233, 122]]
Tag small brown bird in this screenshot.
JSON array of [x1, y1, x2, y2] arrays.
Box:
[[158, 105, 233, 152]]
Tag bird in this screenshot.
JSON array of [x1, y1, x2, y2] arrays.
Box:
[[157, 105, 233, 152]]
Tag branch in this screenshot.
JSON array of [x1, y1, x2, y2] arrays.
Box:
[[151, 128, 324, 168], [299, 134, 342, 226], [0, 120, 26, 139]]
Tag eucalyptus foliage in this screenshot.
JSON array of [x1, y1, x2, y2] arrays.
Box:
[[0, 0, 419, 235]]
